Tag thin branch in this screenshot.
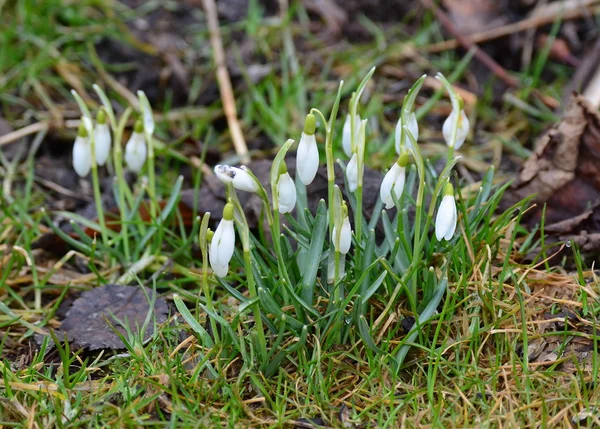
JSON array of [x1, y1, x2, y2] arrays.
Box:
[[202, 0, 250, 163]]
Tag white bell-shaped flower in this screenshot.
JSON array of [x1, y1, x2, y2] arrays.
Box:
[[435, 183, 457, 241], [346, 153, 358, 192], [442, 108, 470, 150], [214, 165, 259, 193], [436, 73, 470, 150], [94, 109, 111, 166], [73, 123, 91, 177], [276, 163, 296, 214], [332, 203, 352, 254], [395, 112, 418, 154], [209, 203, 235, 278], [342, 113, 361, 158], [296, 113, 319, 186], [380, 152, 409, 209], [125, 120, 147, 173]]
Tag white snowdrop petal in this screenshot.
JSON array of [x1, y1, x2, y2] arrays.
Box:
[[73, 136, 91, 177], [454, 110, 470, 150], [296, 133, 319, 185], [407, 112, 419, 145], [342, 114, 352, 157], [94, 123, 112, 166], [346, 153, 358, 192], [125, 132, 147, 172], [394, 118, 402, 155], [277, 173, 297, 214], [214, 165, 258, 193], [342, 114, 361, 157], [442, 110, 455, 148], [215, 220, 235, 266], [392, 166, 406, 203], [435, 195, 457, 241], [380, 163, 399, 209], [444, 201, 457, 240], [339, 216, 352, 254]]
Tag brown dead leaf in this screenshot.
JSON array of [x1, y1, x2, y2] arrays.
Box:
[[48, 284, 169, 350], [505, 94, 600, 255]]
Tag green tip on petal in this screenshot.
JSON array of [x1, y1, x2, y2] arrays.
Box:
[[443, 182, 454, 197], [96, 108, 107, 125], [206, 229, 214, 243], [278, 161, 288, 175], [77, 123, 88, 137], [304, 113, 317, 135], [397, 151, 410, 167], [134, 119, 144, 133], [342, 202, 348, 218], [223, 203, 234, 221]]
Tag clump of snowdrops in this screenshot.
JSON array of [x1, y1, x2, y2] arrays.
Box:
[[187, 69, 504, 376]]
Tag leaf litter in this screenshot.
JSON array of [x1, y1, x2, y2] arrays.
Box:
[[39, 284, 169, 350]]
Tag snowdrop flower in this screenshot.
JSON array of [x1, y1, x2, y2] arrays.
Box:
[[380, 151, 409, 209], [209, 203, 235, 278], [435, 182, 457, 241], [332, 203, 352, 254], [395, 111, 418, 153], [342, 113, 361, 157], [346, 153, 358, 192], [125, 120, 147, 173], [73, 123, 91, 177], [296, 113, 319, 186], [214, 165, 259, 193], [94, 109, 111, 166], [276, 162, 296, 214], [442, 107, 469, 150], [436, 73, 470, 150]]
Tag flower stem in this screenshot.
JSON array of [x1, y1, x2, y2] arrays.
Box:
[[113, 108, 133, 261]]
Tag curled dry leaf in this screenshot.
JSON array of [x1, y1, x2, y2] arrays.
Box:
[[504, 94, 600, 255], [44, 284, 169, 350]]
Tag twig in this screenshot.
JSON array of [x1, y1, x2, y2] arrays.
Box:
[[420, 0, 519, 88], [0, 122, 49, 147], [202, 0, 250, 163], [425, 0, 600, 53]]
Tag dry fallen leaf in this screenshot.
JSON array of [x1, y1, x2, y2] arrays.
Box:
[[505, 94, 600, 255], [49, 284, 169, 350]]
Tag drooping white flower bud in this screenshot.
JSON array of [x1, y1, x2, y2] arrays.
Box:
[[342, 113, 361, 158], [125, 120, 147, 173], [380, 151, 409, 209], [276, 163, 296, 214], [435, 182, 457, 241], [296, 113, 319, 186], [209, 203, 235, 277], [395, 112, 418, 154], [436, 73, 470, 150], [442, 108, 469, 150], [214, 165, 259, 193], [73, 123, 91, 177], [332, 203, 351, 254], [347, 153, 359, 192], [94, 109, 111, 166]]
